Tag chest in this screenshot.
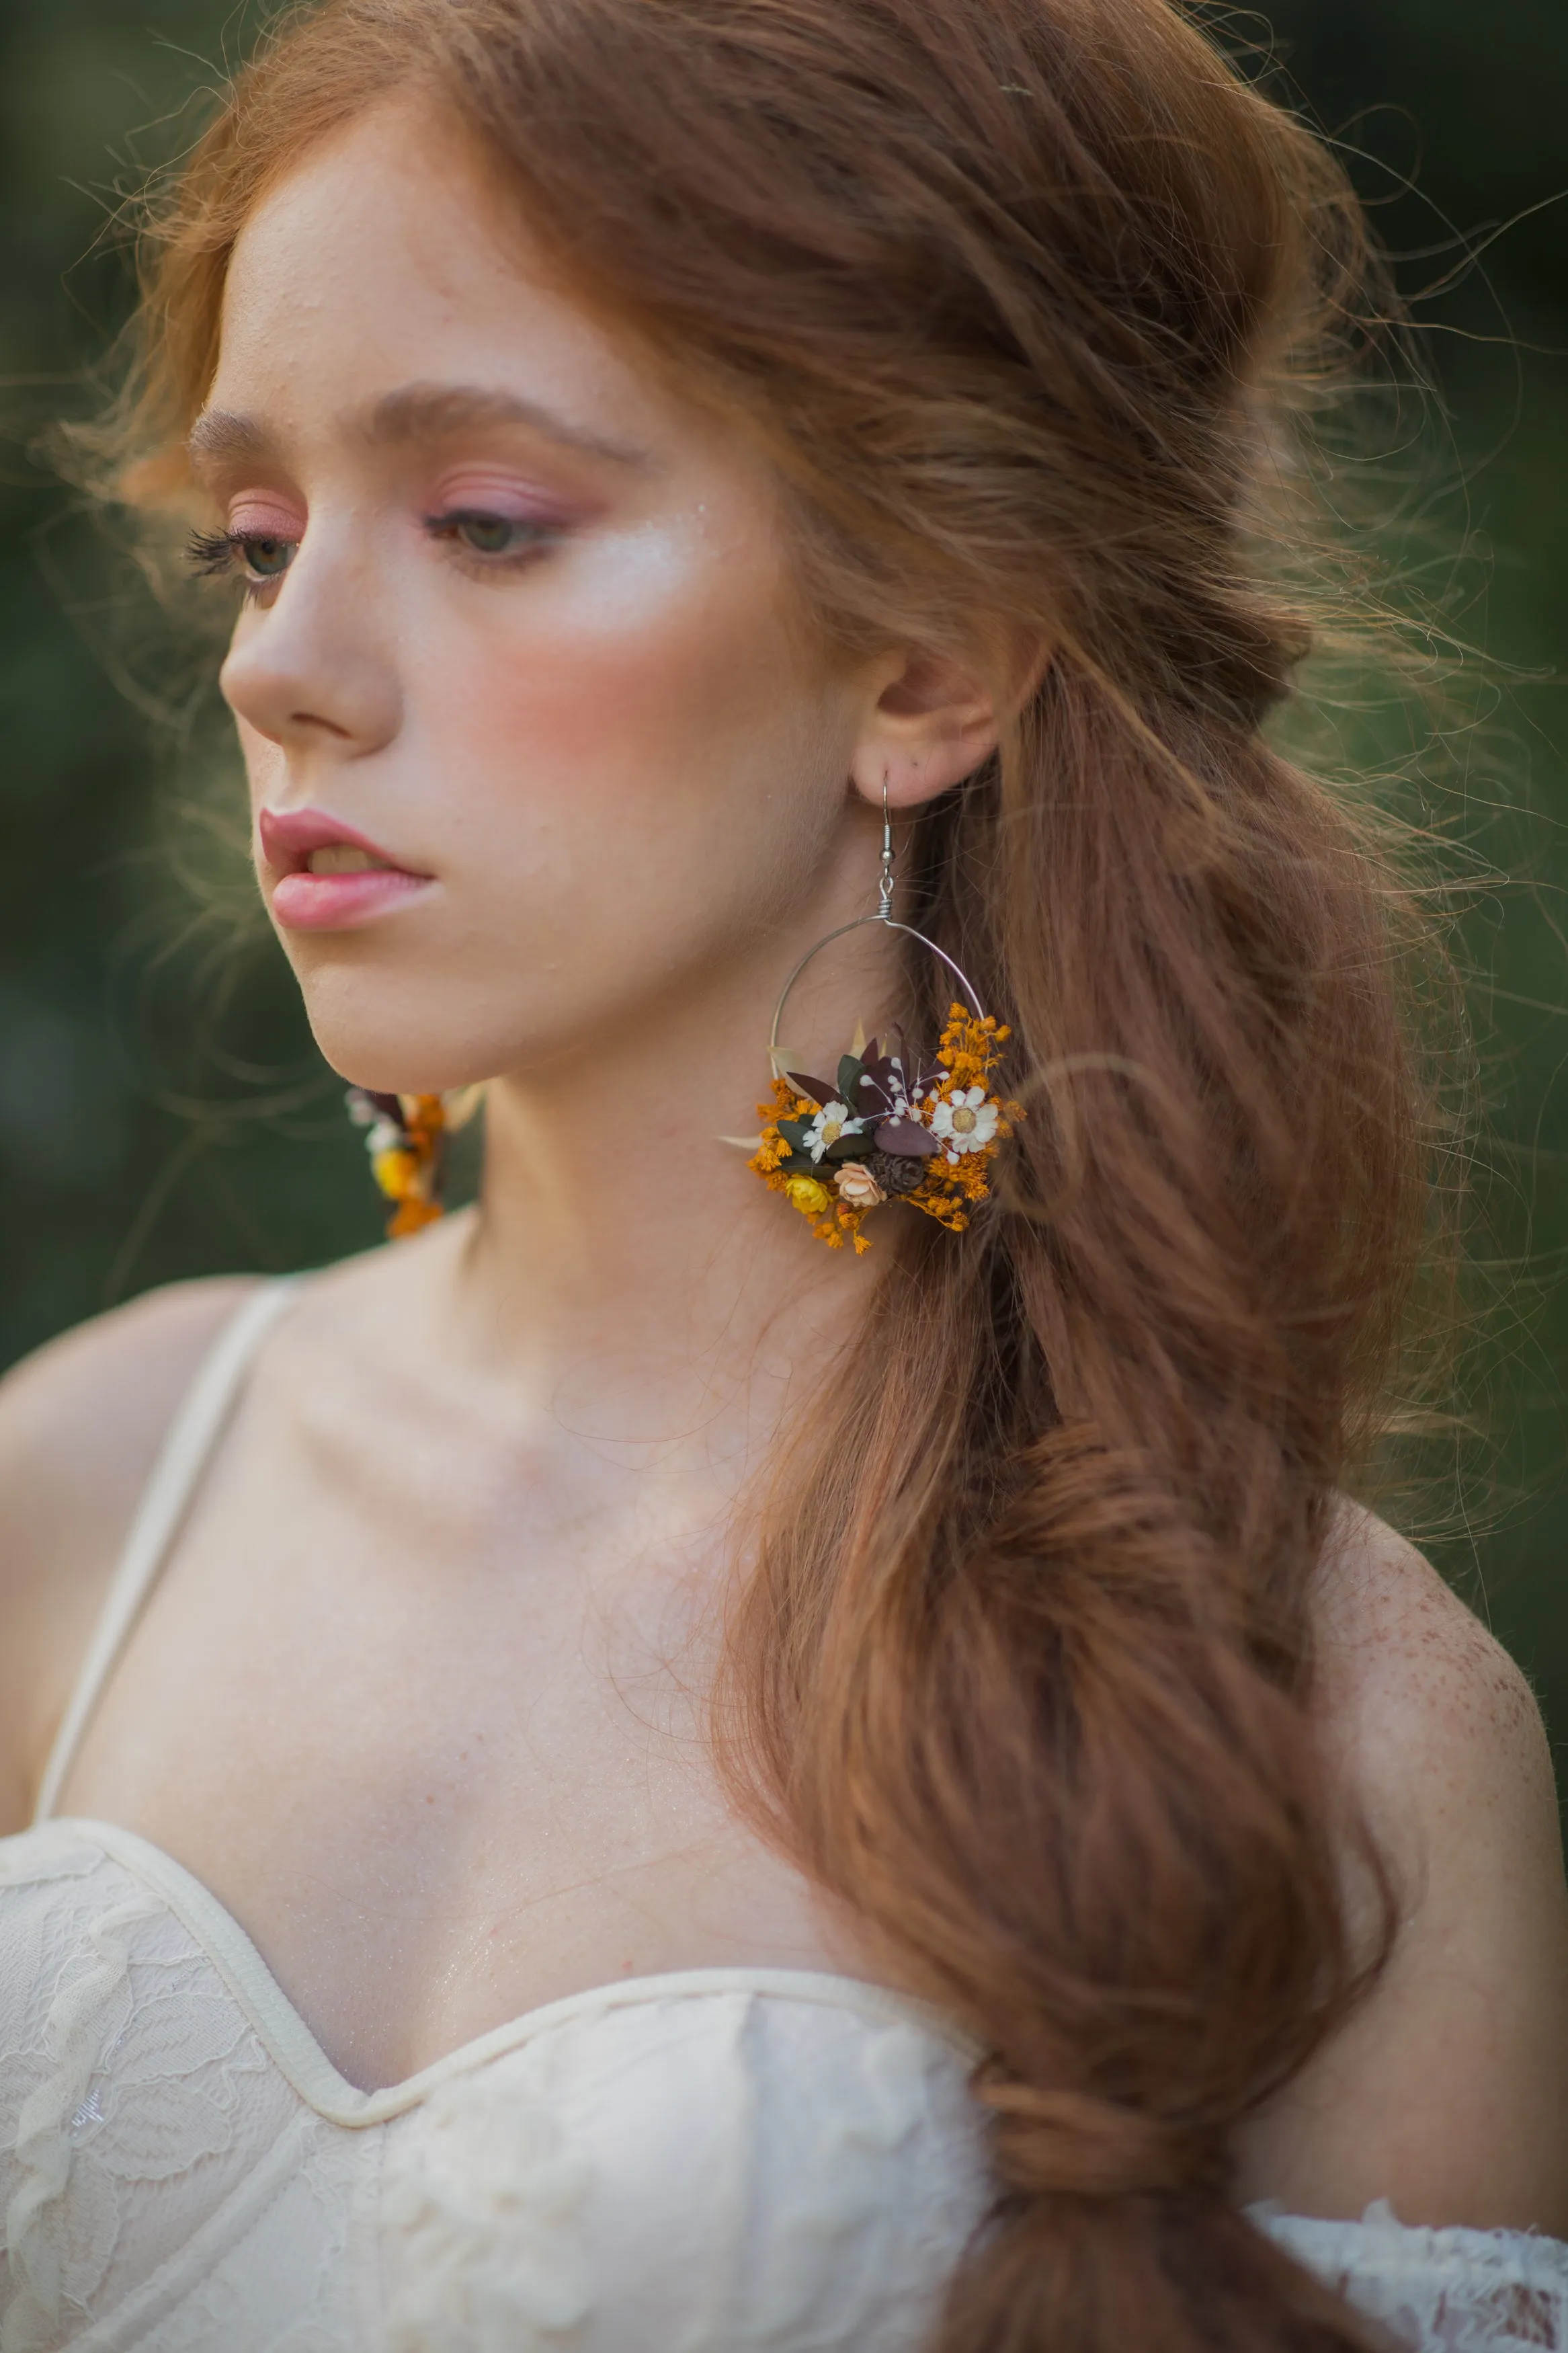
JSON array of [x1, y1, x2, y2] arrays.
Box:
[[56, 1382, 843, 2091]]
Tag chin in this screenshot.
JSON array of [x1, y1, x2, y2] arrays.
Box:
[[286, 942, 517, 1092], [290, 926, 659, 1094], [302, 1001, 509, 1101]]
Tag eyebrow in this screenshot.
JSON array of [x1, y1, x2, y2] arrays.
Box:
[[187, 383, 654, 473], [186, 409, 275, 469]]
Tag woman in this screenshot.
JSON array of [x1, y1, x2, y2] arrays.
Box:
[[1, 0, 1564, 2346]]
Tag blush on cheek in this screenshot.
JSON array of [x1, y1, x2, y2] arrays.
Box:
[[456, 524, 801, 782]]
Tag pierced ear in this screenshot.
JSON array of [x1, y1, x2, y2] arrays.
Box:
[[850, 649, 1004, 810]]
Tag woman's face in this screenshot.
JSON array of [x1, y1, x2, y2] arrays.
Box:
[[202, 95, 887, 1095]]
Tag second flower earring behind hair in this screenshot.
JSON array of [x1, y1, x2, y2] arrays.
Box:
[[747, 784, 1020, 1253], [346, 1086, 485, 1238]]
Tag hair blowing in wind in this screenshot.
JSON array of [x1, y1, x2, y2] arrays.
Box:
[[106, 0, 1449, 2344]]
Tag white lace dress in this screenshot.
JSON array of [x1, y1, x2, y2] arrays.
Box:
[[2, 1285, 1563, 2353]]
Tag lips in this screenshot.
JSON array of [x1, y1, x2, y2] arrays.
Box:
[[259, 805, 434, 932]]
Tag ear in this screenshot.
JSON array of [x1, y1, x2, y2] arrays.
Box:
[[848, 645, 1016, 810]]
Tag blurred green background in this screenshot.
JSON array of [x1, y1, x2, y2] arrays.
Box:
[[2, 4, 1566, 1785]]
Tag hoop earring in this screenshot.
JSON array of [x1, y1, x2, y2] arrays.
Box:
[[746, 779, 1019, 1253], [345, 1085, 485, 1238]]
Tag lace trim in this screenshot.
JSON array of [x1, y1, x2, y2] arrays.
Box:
[[58, 2118, 359, 2353], [1257, 2202, 1568, 2352], [2, 1891, 163, 2353]]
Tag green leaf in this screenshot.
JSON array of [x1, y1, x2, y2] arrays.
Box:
[[837, 1053, 866, 1105]]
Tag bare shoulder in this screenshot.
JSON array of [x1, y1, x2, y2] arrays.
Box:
[[1235, 1501, 1568, 2231], [1306, 1503, 1559, 1908], [0, 1277, 262, 1833], [1313, 1501, 1547, 1786]]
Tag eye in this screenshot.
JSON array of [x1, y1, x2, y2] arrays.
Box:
[[184, 528, 298, 594], [239, 534, 295, 577], [454, 514, 518, 555], [426, 510, 557, 561]]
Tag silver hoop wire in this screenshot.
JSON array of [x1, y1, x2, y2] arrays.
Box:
[[768, 779, 988, 1058]]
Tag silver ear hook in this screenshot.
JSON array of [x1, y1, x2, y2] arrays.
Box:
[[766, 776, 988, 1064]]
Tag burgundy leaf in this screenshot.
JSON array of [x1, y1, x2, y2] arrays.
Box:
[[875, 1117, 940, 1157], [784, 1072, 838, 1107]]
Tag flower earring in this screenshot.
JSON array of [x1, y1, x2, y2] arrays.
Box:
[[746, 781, 1020, 1253], [345, 1085, 485, 1238]]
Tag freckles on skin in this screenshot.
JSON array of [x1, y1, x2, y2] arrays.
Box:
[[205, 96, 868, 1087]]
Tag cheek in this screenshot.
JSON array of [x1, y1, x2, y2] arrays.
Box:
[[416, 521, 833, 862]]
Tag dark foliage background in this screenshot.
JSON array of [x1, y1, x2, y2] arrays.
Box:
[[3, 3, 1566, 1788]]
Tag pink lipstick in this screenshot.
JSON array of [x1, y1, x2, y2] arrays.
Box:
[[259, 806, 434, 932]]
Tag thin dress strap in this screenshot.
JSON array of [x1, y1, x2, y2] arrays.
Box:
[[32, 1277, 301, 1825]]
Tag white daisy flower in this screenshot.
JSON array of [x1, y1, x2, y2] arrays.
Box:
[[805, 1100, 863, 1161], [927, 1086, 999, 1158]]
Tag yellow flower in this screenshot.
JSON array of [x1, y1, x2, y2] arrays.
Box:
[[785, 1174, 831, 1215], [372, 1146, 420, 1201]]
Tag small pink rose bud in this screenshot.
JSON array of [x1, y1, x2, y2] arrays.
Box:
[[835, 1162, 886, 1208]]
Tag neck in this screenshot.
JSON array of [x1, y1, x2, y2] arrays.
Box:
[[441, 889, 913, 1472]]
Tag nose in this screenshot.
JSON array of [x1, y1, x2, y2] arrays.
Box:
[[218, 531, 401, 760]]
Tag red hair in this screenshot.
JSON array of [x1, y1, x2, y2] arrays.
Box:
[[103, 3, 1451, 2345]]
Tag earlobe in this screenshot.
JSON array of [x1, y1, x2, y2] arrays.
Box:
[[851, 637, 1044, 809], [850, 736, 994, 811], [850, 648, 1001, 809]]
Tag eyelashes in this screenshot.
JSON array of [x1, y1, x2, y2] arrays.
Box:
[[184, 527, 296, 599], [185, 528, 242, 577]]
